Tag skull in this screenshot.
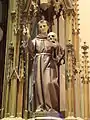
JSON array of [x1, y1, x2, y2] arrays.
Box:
[[47, 32, 57, 43]]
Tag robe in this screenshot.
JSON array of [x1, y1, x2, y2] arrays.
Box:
[[27, 34, 63, 112]]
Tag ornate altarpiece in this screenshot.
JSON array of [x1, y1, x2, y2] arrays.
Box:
[[0, 0, 77, 119]]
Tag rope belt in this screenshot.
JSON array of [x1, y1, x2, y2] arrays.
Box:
[[35, 53, 51, 56]]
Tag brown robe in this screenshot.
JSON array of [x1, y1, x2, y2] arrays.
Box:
[[27, 34, 63, 112]]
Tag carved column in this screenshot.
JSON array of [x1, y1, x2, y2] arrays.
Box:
[[1, 0, 21, 117], [72, 0, 81, 116], [65, 9, 73, 44], [66, 43, 76, 117], [10, 2, 18, 116], [4, 42, 14, 117], [81, 42, 90, 120], [17, 51, 24, 117], [64, 8, 76, 117], [1, 0, 16, 118]]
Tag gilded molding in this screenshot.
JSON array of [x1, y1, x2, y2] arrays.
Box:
[[11, 10, 16, 22], [9, 69, 20, 81], [66, 43, 76, 82]]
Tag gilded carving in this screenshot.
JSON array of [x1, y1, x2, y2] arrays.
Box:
[[11, 11, 16, 22], [53, 1, 62, 15], [1, 0, 76, 119]]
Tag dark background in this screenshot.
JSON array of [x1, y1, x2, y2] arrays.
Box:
[[0, 0, 8, 108]]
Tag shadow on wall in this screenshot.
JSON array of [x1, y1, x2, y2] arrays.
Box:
[[0, 0, 9, 108]]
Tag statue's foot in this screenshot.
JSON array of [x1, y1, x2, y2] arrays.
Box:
[[47, 108, 60, 117], [48, 108, 59, 115], [35, 105, 45, 112], [36, 107, 44, 112]]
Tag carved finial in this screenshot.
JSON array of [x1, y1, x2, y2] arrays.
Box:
[[81, 42, 89, 52]]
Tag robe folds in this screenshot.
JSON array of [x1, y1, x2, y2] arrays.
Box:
[[27, 34, 63, 112]]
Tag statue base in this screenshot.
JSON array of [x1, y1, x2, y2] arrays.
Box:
[[30, 109, 64, 118], [1, 111, 64, 120], [1, 110, 64, 120], [1, 117, 63, 120]]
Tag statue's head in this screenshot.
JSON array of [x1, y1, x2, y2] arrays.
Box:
[[38, 19, 49, 34]]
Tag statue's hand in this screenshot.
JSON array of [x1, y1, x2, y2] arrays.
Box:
[[22, 25, 30, 40]]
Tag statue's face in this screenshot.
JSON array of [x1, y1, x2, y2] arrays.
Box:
[[38, 22, 49, 34]]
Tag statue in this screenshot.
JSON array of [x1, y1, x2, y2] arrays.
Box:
[[22, 19, 64, 113]]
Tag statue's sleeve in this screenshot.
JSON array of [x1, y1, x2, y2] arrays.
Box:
[[27, 38, 36, 56], [56, 45, 65, 65]]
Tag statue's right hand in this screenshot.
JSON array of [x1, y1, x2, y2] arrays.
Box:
[[22, 25, 30, 39]]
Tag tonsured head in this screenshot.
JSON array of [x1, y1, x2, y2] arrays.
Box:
[[47, 32, 57, 42]]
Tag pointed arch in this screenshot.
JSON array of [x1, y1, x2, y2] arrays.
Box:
[[62, 0, 73, 9]]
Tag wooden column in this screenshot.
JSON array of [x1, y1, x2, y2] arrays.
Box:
[[9, 0, 17, 115], [64, 9, 75, 117], [17, 54, 24, 117], [65, 9, 73, 44], [1, 0, 15, 118], [72, 0, 81, 116], [81, 42, 89, 120]]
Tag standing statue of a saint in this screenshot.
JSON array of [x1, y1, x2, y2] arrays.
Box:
[[22, 19, 64, 112]]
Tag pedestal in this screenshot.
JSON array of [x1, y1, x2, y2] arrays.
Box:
[[1, 111, 64, 120], [1, 116, 63, 120]]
